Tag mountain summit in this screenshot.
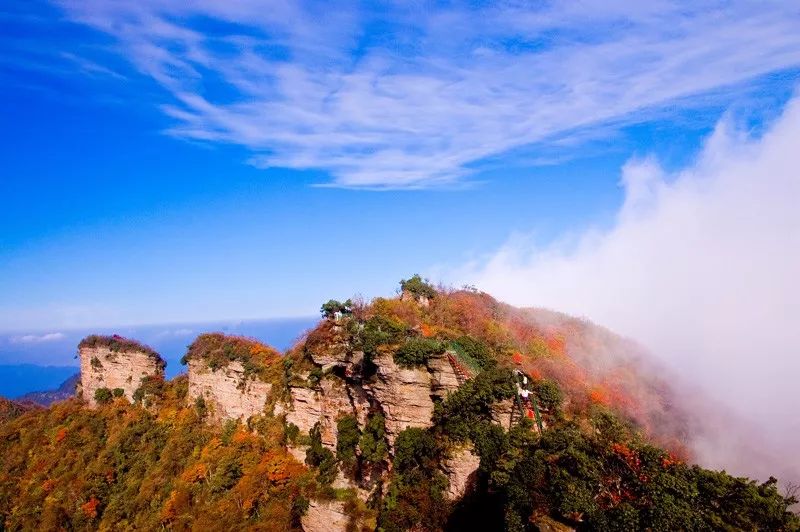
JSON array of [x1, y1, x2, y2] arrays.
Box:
[[0, 277, 797, 531]]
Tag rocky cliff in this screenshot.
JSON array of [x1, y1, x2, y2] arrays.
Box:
[[182, 333, 281, 423], [280, 312, 481, 532], [76, 335, 165, 407], [45, 280, 763, 532], [187, 359, 274, 422]]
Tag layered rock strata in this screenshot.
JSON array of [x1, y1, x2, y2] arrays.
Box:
[[77, 338, 165, 407], [301, 500, 352, 532], [442, 446, 481, 500], [187, 360, 272, 422]]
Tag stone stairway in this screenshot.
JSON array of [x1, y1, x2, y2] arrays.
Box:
[[446, 351, 472, 386], [509, 398, 523, 427]]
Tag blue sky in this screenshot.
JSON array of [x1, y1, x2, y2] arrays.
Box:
[[1, 0, 799, 333]]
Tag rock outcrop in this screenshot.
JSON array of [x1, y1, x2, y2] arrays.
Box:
[[492, 398, 515, 430], [364, 352, 435, 447], [187, 360, 273, 422], [77, 335, 165, 407], [301, 499, 352, 532], [442, 446, 481, 500], [294, 331, 468, 450], [285, 376, 354, 450], [427, 351, 461, 399]]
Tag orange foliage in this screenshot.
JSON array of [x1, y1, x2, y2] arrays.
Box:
[[611, 442, 641, 472], [420, 323, 434, 338], [589, 386, 610, 406], [370, 297, 421, 327], [41, 479, 56, 493], [232, 428, 256, 446], [545, 333, 566, 356], [181, 463, 208, 483], [54, 427, 68, 444], [160, 488, 190, 523], [81, 496, 100, 519]]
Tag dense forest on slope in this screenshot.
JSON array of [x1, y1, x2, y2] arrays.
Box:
[[0, 277, 797, 531]]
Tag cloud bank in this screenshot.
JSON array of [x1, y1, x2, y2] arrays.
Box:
[[10, 332, 66, 344], [454, 95, 800, 482], [53, 1, 800, 188]]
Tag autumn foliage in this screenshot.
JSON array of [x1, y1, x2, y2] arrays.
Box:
[[1, 281, 798, 531]]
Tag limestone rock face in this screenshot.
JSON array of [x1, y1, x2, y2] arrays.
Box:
[[317, 378, 355, 449], [307, 340, 348, 370], [78, 345, 165, 407], [286, 386, 324, 438], [442, 446, 481, 500], [286, 377, 354, 450], [365, 353, 435, 447], [287, 351, 463, 451], [187, 360, 272, 421], [301, 499, 351, 532], [428, 352, 461, 399], [492, 398, 515, 430]]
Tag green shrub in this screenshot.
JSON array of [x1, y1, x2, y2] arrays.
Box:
[[285, 422, 300, 444], [320, 299, 352, 318], [93, 388, 113, 405], [132, 375, 164, 404], [209, 454, 242, 494], [308, 366, 323, 386], [359, 413, 388, 464], [393, 428, 439, 474], [393, 338, 444, 368], [451, 335, 495, 370], [336, 415, 360, 466], [112, 388, 125, 398], [534, 379, 563, 412], [380, 427, 449, 532], [358, 315, 408, 359], [306, 423, 337, 485], [194, 395, 207, 416], [434, 367, 515, 441], [399, 275, 437, 299]]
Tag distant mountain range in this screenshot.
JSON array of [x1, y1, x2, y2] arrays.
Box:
[[0, 364, 78, 400], [16, 374, 79, 406]]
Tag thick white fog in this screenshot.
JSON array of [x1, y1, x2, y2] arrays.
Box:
[[455, 96, 800, 484]]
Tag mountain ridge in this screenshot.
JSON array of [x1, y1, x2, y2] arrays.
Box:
[[0, 277, 796, 531]]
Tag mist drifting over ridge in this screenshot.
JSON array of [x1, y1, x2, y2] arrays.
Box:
[[452, 94, 800, 484]]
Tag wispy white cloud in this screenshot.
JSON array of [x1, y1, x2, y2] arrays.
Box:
[[59, 52, 127, 80], [154, 328, 193, 339], [450, 95, 800, 482], [53, 1, 800, 188], [10, 332, 66, 344]]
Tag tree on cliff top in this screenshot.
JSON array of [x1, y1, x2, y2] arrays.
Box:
[[400, 274, 437, 300], [320, 299, 353, 319]]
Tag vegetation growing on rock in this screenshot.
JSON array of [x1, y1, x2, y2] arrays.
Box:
[[181, 333, 281, 381], [78, 334, 163, 365], [1, 278, 797, 531], [400, 274, 437, 300]]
